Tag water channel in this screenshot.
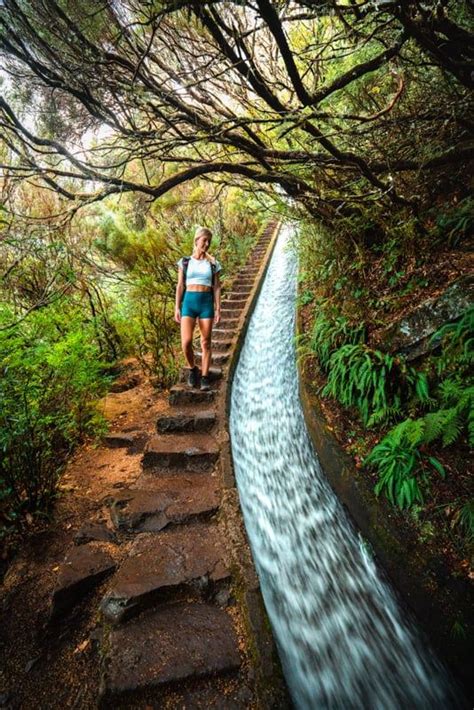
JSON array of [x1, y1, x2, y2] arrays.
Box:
[[229, 224, 463, 709]]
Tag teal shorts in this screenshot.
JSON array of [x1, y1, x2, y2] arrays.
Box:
[[181, 291, 214, 319]]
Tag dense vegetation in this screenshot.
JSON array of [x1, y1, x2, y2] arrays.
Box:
[[0, 0, 472, 562], [0, 181, 265, 532]]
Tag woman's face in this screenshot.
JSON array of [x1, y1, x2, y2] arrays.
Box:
[[195, 234, 210, 253]]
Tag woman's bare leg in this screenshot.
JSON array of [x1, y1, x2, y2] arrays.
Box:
[[181, 316, 196, 368], [198, 318, 213, 376]]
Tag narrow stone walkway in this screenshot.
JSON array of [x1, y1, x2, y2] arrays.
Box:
[[48, 221, 284, 708]]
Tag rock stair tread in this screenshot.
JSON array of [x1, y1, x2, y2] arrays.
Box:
[[51, 542, 118, 618], [169, 384, 217, 406], [144, 432, 219, 455], [157, 409, 217, 433], [100, 523, 230, 623], [96, 222, 278, 706], [101, 602, 240, 697], [107, 474, 221, 532]]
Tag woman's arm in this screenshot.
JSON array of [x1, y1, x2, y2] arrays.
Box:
[[175, 267, 184, 323]]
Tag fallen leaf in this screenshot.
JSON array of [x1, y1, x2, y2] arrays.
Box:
[[73, 639, 90, 654]]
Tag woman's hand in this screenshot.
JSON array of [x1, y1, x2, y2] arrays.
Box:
[[174, 307, 181, 323], [214, 309, 221, 325]]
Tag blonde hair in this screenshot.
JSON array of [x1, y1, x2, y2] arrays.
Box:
[[194, 226, 213, 244], [193, 226, 216, 264]]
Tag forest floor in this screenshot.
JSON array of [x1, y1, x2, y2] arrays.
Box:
[[0, 360, 169, 709]]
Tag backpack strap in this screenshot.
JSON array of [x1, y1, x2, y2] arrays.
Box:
[[182, 256, 191, 290]]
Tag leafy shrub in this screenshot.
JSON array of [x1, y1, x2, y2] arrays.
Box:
[[322, 344, 429, 427], [365, 382, 473, 509], [433, 306, 474, 375], [0, 305, 109, 522], [432, 196, 474, 247], [365, 419, 446, 509]]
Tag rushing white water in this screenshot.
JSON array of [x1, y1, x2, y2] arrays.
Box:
[[229, 224, 463, 709]]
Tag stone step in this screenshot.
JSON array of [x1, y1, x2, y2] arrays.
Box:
[[100, 602, 240, 700], [212, 328, 236, 338], [223, 297, 248, 305], [157, 409, 216, 433], [100, 523, 230, 623], [231, 284, 253, 293], [142, 432, 219, 471], [107, 474, 221, 533], [169, 384, 216, 406], [234, 277, 255, 284], [220, 306, 243, 315], [210, 332, 234, 343], [211, 338, 232, 350], [50, 543, 118, 619], [196, 351, 229, 366], [178, 365, 222, 382]]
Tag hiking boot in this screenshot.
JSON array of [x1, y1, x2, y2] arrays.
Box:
[[187, 365, 200, 388], [200, 375, 211, 391]]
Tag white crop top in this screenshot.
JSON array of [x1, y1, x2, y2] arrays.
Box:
[[177, 256, 222, 287]]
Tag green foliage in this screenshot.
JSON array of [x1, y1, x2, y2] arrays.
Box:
[[310, 311, 365, 370], [432, 196, 474, 247], [433, 306, 474, 374], [0, 304, 109, 522], [452, 500, 474, 544], [365, 419, 446, 509], [322, 344, 428, 427], [365, 381, 473, 509]]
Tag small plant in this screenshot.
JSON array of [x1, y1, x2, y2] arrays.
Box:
[[432, 306, 474, 375], [322, 344, 429, 427], [310, 312, 365, 371], [451, 500, 474, 544], [450, 618, 467, 640], [433, 196, 474, 247], [365, 419, 446, 509]]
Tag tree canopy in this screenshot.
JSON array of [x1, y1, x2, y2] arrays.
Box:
[[0, 1, 472, 222]]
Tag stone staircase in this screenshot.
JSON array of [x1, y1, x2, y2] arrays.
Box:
[[49, 220, 288, 708]]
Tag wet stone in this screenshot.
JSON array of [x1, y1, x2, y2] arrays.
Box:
[[100, 523, 230, 623], [107, 475, 221, 532], [157, 410, 216, 434], [169, 385, 216, 406], [178, 366, 222, 384], [101, 602, 240, 698], [372, 276, 474, 360], [50, 543, 117, 618]]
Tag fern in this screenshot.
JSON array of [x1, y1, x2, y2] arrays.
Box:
[[433, 306, 474, 374], [452, 500, 474, 544], [366, 425, 445, 510], [310, 313, 364, 370], [323, 344, 428, 427]]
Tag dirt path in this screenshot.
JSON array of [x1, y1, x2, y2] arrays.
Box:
[[1, 222, 286, 710]]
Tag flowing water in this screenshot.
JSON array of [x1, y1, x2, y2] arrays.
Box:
[[229, 224, 463, 709]]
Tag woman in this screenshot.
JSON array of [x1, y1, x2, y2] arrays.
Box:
[[174, 226, 222, 391]]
